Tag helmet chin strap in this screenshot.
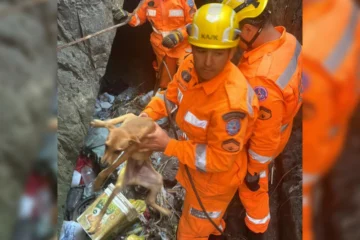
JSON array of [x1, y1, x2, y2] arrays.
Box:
[[240, 21, 265, 50]]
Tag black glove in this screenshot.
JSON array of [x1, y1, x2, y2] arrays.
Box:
[[113, 8, 129, 22], [245, 172, 260, 192], [162, 30, 183, 49]]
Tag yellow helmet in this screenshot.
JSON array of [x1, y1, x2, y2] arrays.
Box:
[[222, 0, 268, 23], [187, 3, 240, 49]]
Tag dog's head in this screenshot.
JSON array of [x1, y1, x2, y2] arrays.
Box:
[[101, 125, 140, 165]]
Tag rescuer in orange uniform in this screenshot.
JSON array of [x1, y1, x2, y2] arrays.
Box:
[[116, 0, 197, 88], [138, 4, 259, 239], [223, 0, 302, 238], [302, 0, 360, 239]]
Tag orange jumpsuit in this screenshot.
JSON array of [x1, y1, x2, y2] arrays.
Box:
[[237, 27, 303, 233], [303, 0, 360, 239], [143, 55, 259, 239], [129, 0, 196, 88]]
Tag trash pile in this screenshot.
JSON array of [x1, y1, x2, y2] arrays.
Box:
[[60, 89, 184, 240]]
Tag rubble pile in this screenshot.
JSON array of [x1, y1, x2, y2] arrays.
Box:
[[60, 90, 184, 240]]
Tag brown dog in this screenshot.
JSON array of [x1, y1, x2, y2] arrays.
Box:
[[86, 113, 171, 234]]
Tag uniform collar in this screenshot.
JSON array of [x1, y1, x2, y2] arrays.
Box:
[[191, 61, 232, 96], [243, 26, 287, 64]]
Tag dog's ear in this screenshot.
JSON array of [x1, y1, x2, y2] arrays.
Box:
[[129, 135, 141, 145]]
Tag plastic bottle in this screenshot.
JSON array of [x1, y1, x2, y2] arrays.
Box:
[[139, 91, 154, 107], [81, 165, 95, 197]]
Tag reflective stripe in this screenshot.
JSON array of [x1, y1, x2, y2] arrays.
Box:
[[184, 111, 208, 129], [177, 88, 184, 103], [276, 40, 302, 89], [134, 14, 141, 26], [259, 170, 266, 179], [165, 98, 178, 114], [169, 9, 184, 17], [147, 9, 156, 17], [247, 83, 255, 117], [155, 92, 164, 101], [280, 123, 289, 133], [303, 195, 309, 206], [151, 26, 172, 38], [248, 149, 273, 164], [195, 144, 207, 172], [218, 224, 224, 231], [246, 213, 270, 225], [190, 207, 221, 219], [303, 173, 319, 185], [324, 3, 359, 73]]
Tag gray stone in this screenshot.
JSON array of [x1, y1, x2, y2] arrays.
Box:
[[57, 0, 118, 232]]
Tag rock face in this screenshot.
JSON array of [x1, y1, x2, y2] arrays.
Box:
[[57, 0, 119, 229], [0, 1, 57, 239], [271, 0, 302, 42]]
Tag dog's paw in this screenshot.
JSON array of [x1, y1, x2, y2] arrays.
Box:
[[160, 207, 172, 217], [90, 119, 103, 128]]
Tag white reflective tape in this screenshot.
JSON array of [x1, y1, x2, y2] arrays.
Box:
[[165, 99, 178, 114], [190, 207, 221, 219], [218, 224, 224, 231], [195, 144, 207, 172], [177, 88, 184, 103], [280, 123, 289, 133], [303, 173, 320, 185], [169, 9, 184, 17], [155, 92, 164, 101], [247, 83, 255, 117], [184, 111, 208, 129], [248, 149, 273, 164], [246, 213, 270, 225], [147, 9, 156, 17], [276, 40, 302, 89], [134, 14, 141, 26], [259, 170, 266, 178], [324, 3, 359, 73], [152, 26, 171, 37]]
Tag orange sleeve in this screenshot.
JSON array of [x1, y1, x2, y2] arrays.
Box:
[[164, 106, 250, 173], [247, 81, 284, 175], [178, 0, 197, 38], [142, 72, 181, 120], [128, 0, 148, 27]]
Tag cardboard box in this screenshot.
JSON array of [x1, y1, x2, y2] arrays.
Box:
[[77, 184, 138, 240]]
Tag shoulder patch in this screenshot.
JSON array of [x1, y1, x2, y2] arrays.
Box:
[[181, 70, 192, 82], [222, 139, 240, 152], [222, 111, 246, 121], [258, 106, 272, 120], [254, 86, 268, 102], [226, 119, 241, 136]]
